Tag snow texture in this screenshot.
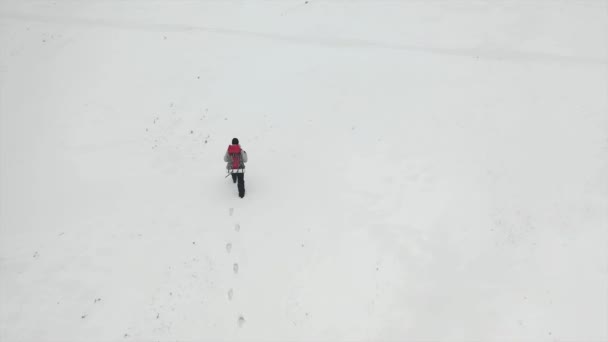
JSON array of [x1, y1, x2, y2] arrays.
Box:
[[0, 0, 607, 341]]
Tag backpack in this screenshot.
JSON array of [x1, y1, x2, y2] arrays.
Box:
[[227, 145, 243, 169]]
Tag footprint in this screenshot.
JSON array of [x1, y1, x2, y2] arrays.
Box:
[[229, 208, 234, 216], [233, 263, 239, 274], [226, 243, 232, 253], [238, 315, 246, 327], [228, 289, 233, 301], [234, 224, 240, 232]]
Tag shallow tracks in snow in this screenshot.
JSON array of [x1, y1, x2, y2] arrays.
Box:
[[226, 207, 245, 328]]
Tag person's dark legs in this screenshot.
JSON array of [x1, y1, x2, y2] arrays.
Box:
[[237, 173, 245, 198], [231, 173, 237, 184]]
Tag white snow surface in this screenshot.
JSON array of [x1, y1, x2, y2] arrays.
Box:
[[1, 1, 607, 341]]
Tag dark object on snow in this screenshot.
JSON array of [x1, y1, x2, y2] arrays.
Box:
[[224, 140, 248, 198]]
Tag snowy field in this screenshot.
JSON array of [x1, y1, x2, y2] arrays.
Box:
[[1, 1, 607, 341]]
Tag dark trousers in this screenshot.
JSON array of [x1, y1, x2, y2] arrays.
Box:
[[231, 173, 245, 197]]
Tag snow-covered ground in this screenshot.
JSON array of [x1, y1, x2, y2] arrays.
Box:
[[1, 1, 607, 341]]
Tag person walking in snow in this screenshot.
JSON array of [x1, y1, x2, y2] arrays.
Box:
[[224, 138, 248, 198]]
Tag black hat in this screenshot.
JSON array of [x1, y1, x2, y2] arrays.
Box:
[[232, 138, 239, 145]]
